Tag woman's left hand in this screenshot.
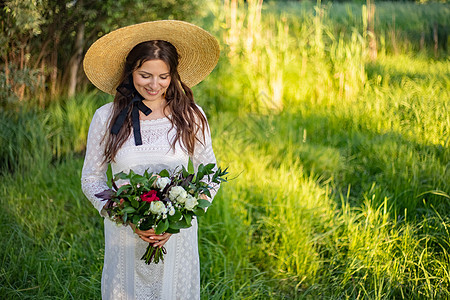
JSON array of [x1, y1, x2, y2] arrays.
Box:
[[131, 224, 172, 248], [148, 231, 172, 248]]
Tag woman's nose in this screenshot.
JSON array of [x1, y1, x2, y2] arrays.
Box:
[[148, 77, 159, 88]]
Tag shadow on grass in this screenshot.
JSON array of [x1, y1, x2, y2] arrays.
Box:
[[213, 108, 449, 218], [208, 107, 449, 298], [0, 159, 104, 299]]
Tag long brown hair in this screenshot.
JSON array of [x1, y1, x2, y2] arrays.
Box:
[[103, 40, 207, 163]]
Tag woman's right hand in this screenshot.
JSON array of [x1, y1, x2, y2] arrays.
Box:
[[130, 223, 172, 248]]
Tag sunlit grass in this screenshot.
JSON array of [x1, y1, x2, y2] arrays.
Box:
[[199, 108, 449, 298], [0, 159, 104, 299]]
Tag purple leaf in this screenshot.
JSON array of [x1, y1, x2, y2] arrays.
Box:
[[95, 189, 115, 200]]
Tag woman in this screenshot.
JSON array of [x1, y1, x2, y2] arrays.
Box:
[[81, 21, 220, 300]]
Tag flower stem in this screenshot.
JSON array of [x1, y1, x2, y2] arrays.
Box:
[[141, 244, 166, 264]]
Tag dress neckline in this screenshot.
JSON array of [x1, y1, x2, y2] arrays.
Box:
[[140, 115, 171, 124]]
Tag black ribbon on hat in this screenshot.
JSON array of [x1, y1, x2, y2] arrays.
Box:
[[111, 81, 152, 146]]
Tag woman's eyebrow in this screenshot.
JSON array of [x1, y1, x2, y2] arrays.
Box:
[[138, 71, 170, 76]]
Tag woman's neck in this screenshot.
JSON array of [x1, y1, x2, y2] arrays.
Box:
[[140, 99, 170, 120]]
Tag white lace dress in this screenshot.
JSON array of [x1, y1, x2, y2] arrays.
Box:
[[81, 102, 218, 300]]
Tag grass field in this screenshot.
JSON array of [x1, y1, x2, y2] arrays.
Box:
[[0, 1, 449, 299]]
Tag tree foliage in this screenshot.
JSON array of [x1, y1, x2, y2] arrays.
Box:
[[0, 0, 204, 107]]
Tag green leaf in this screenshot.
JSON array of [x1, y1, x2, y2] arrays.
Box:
[[212, 167, 229, 183], [122, 206, 136, 214], [197, 199, 212, 208], [169, 221, 189, 230], [139, 218, 153, 231], [194, 207, 205, 216], [123, 212, 128, 223], [166, 228, 180, 234], [184, 213, 192, 226], [130, 196, 139, 208], [168, 210, 182, 221], [155, 219, 169, 234], [137, 202, 150, 214], [188, 157, 194, 174], [132, 215, 140, 225], [131, 174, 146, 186], [204, 163, 215, 174], [195, 173, 203, 183], [182, 165, 189, 178], [196, 164, 205, 183], [116, 184, 131, 195], [159, 169, 170, 178], [114, 172, 129, 180]]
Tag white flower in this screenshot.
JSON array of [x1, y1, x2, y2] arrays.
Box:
[[155, 177, 171, 191], [168, 207, 175, 216], [149, 201, 167, 215], [177, 194, 187, 204], [185, 195, 198, 211], [169, 186, 187, 202]]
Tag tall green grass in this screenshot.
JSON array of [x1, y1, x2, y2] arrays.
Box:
[[0, 1, 449, 299], [195, 1, 449, 298], [198, 111, 449, 298], [0, 92, 110, 174], [265, 1, 450, 56], [0, 159, 104, 299]]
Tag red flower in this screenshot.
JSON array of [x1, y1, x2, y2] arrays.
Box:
[[141, 190, 160, 203]]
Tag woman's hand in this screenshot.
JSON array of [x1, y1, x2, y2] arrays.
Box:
[[130, 223, 172, 248]]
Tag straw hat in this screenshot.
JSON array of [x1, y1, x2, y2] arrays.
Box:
[[83, 20, 220, 95]]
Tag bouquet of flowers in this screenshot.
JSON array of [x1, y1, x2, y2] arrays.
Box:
[[95, 159, 227, 264]]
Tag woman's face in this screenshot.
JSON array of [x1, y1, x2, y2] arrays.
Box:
[[132, 59, 171, 102]]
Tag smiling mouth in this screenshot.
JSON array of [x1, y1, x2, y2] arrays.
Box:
[[144, 88, 159, 95]]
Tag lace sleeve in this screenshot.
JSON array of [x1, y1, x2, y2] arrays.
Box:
[[192, 108, 220, 201], [81, 108, 110, 217]]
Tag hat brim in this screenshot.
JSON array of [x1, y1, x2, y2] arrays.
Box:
[[83, 20, 220, 95]]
